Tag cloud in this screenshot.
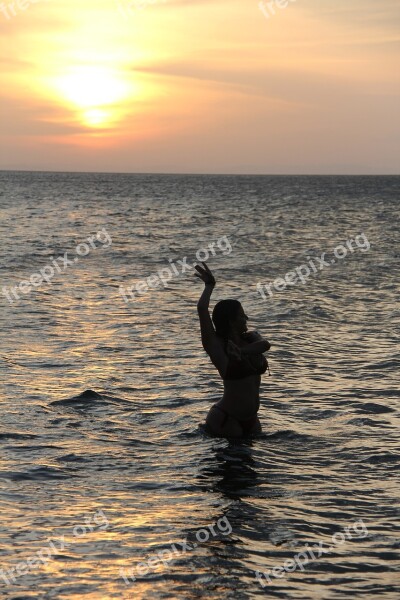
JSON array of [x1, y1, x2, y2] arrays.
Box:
[[0, 58, 35, 71], [0, 96, 92, 136], [132, 58, 394, 107], [0, 0, 398, 173]]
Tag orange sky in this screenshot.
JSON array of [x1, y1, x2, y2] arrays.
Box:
[[0, 0, 399, 173]]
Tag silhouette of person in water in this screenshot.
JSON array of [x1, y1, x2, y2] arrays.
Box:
[[194, 261, 271, 438]]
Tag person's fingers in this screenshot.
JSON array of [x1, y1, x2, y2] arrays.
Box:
[[194, 262, 215, 285], [195, 267, 207, 276]]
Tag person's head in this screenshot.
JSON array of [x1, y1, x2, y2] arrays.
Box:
[[212, 299, 248, 340]]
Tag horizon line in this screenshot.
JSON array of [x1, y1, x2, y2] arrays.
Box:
[[0, 169, 399, 177]]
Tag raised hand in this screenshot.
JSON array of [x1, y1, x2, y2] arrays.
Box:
[[193, 261, 216, 286]]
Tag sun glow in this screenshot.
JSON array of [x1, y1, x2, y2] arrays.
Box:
[[82, 108, 112, 127], [54, 65, 132, 127]]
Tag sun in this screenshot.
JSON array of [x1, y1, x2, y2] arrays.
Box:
[[54, 65, 131, 128], [82, 108, 111, 127]]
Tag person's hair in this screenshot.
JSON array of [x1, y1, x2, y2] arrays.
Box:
[[212, 299, 242, 346]]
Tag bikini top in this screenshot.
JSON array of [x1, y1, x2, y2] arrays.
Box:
[[223, 349, 270, 381]]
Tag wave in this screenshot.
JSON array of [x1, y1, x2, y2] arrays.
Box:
[[50, 389, 103, 406], [356, 402, 395, 414], [0, 466, 75, 481], [0, 432, 39, 440]]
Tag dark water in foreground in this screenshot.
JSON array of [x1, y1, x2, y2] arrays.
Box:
[[0, 172, 399, 599]]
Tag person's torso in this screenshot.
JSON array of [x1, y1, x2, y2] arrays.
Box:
[[218, 337, 266, 418]]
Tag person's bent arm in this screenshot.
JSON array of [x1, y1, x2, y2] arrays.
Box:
[[241, 339, 271, 355]]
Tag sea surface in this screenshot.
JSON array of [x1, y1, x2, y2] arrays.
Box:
[[0, 172, 399, 599]]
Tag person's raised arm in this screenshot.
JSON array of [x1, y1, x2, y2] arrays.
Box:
[[194, 262, 217, 351], [197, 282, 214, 310]]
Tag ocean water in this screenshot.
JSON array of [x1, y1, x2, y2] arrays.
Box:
[[0, 171, 399, 599]]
